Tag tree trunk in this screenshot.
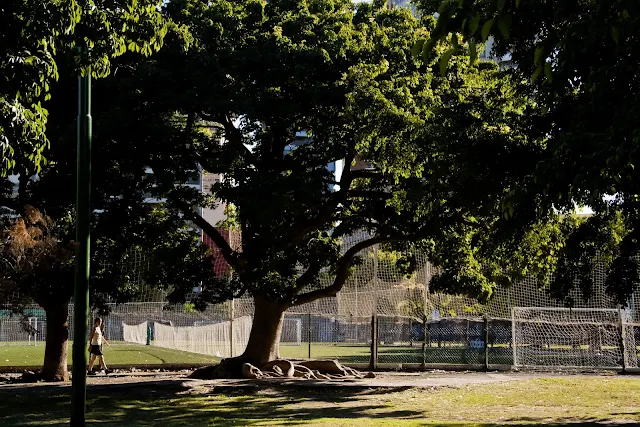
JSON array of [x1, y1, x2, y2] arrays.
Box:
[[41, 302, 70, 382], [241, 296, 287, 366]]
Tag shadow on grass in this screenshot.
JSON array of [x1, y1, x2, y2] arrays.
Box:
[[0, 381, 420, 426], [0, 380, 635, 427], [114, 349, 168, 363]]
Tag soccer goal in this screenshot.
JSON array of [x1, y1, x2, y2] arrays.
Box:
[[511, 307, 626, 370], [280, 318, 303, 346]]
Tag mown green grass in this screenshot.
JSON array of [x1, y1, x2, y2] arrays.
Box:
[[0, 377, 638, 426], [1, 341, 512, 368], [2, 341, 631, 369], [0, 342, 220, 367]]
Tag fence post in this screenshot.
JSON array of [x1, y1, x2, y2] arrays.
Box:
[[422, 315, 427, 368], [511, 307, 518, 369], [483, 316, 489, 371], [229, 298, 235, 358], [370, 312, 378, 370], [307, 310, 311, 359], [618, 306, 627, 373], [370, 247, 378, 370]]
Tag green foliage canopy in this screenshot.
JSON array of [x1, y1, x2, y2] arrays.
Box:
[[94, 0, 568, 309], [418, 0, 640, 304], [0, 0, 175, 176]]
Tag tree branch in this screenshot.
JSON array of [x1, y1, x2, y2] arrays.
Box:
[[338, 150, 357, 192], [292, 237, 383, 306], [346, 190, 393, 200], [177, 205, 242, 271], [293, 263, 322, 294], [195, 154, 219, 177], [349, 168, 382, 180], [184, 111, 195, 148], [197, 111, 257, 165], [284, 150, 358, 249]]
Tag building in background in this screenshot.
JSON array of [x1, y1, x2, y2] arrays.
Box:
[[387, 0, 418, 17], [201, 172, 227, 227]]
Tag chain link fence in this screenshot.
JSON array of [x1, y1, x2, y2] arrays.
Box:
[[1, 236, 640, 371], [2, 301, 638, 372]]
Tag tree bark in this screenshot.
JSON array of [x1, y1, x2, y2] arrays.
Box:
[[41, 302, 70, 382], [241, 296, 287, 366]]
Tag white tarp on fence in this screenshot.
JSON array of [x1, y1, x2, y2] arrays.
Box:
[[122, 321, 148, 345], [153, 316, 252, 358]]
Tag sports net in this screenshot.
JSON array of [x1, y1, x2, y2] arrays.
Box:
[[0, 317, 42, 346], [512, 308, 630, 370], [281, 318, 302, 346], [123, 321, 148, 345], [153, 316, 252, 358], [1, 230, 639, 371]]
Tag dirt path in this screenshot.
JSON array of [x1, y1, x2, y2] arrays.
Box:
[[1, 369, 632, 392]]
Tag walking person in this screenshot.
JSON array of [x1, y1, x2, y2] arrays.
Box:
[[87, 318, 111, 375]]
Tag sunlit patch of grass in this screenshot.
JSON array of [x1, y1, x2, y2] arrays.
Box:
[[1, 377, 638, 426]]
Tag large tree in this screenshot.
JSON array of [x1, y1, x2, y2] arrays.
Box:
[[89, 0, 565, 377], [0, 201, 212, 382], [0, 28, 213, 381], [420, 0, 640, 305]]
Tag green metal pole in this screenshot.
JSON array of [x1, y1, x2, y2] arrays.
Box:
[[71, 47, 92, 427]]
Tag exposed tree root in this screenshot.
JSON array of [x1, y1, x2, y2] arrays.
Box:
[[190, 358, 375, 380]]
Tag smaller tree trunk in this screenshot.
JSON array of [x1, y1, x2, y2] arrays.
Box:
[[241, 296, 287, 366], [41, 302, 70, 382]]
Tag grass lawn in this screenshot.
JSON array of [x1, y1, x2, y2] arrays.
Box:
[[1, 342, 511, 368], [284, 343, 514, 365], [0, 342, 220, 368], [0, 377, 639, 426], [2, 341, 633, 369]]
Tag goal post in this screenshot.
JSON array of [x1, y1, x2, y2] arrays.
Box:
[[280, 318, 303, 346], [27, 317, 37, 346], [511, 307, 626, 370]]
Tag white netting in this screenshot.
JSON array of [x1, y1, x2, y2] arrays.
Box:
[[281, 318, 302, 345], [512, 308, 625, 370], [0, 317, 43, 346], [152, 315, 251, 358], [122, 321, 148, 345], [622, 309, 640, 369], [2, 229, 640, 371]]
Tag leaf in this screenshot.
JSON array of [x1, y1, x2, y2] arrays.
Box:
[[497, 0, 506, 11], [470, 14, 481, 34], [469, 41, 477, 64], [412, 39, 426, 58], [516, 0, 521, 6], [422, 39, 435, 61], [544, 62, 553, 83], [497, 15, 512, 39], [531, 66, 543, 83], [611, 26, 621, 44], [481, 19, 495, 41], [440, 48, 458, 76], [438, 1, 451, 15], [452, 34, 460, 48], [534, 46, 545, 66]]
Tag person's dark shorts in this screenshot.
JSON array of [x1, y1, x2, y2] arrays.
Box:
[[90, 344, 103, 356]]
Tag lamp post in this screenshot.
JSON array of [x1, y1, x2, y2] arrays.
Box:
[[71, 45, 92, 427]]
